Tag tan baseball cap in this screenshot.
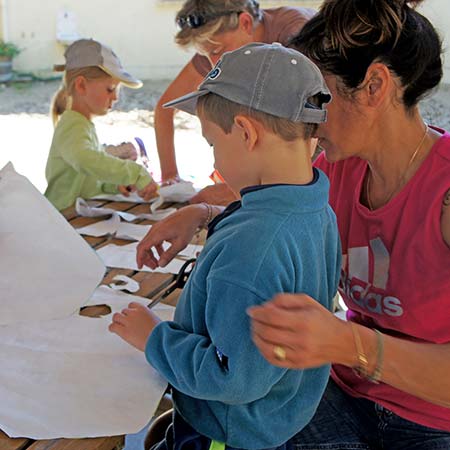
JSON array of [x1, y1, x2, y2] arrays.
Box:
[[55, 39, 142, 89]]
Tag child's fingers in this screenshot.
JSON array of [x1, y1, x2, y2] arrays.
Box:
[[111, 312, 127, 324]]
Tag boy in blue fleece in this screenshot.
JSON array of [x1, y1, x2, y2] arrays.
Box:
[[109, 43, 341, 450]]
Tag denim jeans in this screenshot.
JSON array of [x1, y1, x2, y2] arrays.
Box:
[[293, 379, 450, 450], [153, 409, 292, 450]]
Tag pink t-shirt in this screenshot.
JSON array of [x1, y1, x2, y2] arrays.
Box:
[[191, 7, 316, 76], [314, 128, 450, 431]]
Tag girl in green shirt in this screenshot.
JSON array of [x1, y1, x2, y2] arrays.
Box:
[[45, 38, 157, 211]]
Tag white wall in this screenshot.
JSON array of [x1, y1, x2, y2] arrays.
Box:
[[3, 0, 194, 80], [2, 0, 450, 83], [419, 0, 450, 84]]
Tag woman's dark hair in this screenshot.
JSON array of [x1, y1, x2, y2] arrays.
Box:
[[291, 0, 443, 108]]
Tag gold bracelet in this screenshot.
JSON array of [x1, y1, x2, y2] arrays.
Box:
[[201, 202, 213, 229], [367, 330, 384, 384], [350, 322, 369, 378]]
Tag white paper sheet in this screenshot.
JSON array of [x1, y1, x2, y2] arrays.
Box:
[[0, 287, 174, 439], [108, 275, 140, 293], [0, 163, 105, 326], [76, 216, 152, 241], [0, 164, 174, 439], [76, 197, 175, 222], [97, 243, 186, 274], [93, 181, 198, 203], [96, 241, 203, 273]]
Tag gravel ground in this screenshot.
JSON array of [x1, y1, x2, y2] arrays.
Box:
[[0, 78, 449, 130], [0, 78, 197, 129]]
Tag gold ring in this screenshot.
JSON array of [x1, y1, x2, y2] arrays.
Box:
[[273, 345, 287, 361]]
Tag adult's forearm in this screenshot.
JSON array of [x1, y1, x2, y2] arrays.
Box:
[[154, 104, 178, 181], [381, 337, 450, 408], [345, 322, 450, 408]]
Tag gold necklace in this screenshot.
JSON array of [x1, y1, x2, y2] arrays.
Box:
[[366, 125, 429, 210]]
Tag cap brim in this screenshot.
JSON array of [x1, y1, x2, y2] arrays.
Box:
[[163, 89, 209, 115], [100, 65, 143, 89]]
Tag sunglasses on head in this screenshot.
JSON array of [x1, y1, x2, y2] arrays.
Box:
[[176, 10, 242, 29]]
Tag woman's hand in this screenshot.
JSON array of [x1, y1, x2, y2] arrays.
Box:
[[189, 184, 238, 206], [248, 293, 352, 369], [136, 204, 208, 269]]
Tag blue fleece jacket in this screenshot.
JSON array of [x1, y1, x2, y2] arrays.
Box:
[[146, 169, 341, 449]]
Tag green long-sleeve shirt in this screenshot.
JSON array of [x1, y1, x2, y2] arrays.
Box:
[[45, 110, 152, 210]]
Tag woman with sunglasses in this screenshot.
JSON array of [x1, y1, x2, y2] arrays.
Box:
[[154, 0, 315, 203]]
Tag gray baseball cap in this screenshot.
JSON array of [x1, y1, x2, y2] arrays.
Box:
[[164, 42, 331, 123], [55, 39, 142, 89]]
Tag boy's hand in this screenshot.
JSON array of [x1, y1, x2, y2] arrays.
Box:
[[138, 181, 159, 201], [137, 204, 206, 269], [109, 302, 160, 352], [118, 185, 136, 197]]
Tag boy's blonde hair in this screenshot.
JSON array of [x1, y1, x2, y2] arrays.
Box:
[[50, 66, 111, 126], [175, 0, 261, 50], [197, 93, 319, 141]]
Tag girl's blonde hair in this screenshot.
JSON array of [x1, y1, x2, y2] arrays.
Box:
[[175, 0, 261, 50], [50, 66, 110, 126]]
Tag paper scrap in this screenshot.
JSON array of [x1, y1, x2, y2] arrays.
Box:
[[77, 217, 152, 241], [97, 243, 186, 274], [108, 275, 140, 293], [93, 181, 198, 204], [76, 197, 175, 222], [96, 241, 203, 273]]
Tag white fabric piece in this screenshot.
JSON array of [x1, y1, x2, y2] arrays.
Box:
[[76, 217, 152, 241], [76, 214, 121, 237], [108, 274, 140, 293], [76, 197, 137, 221], [0, 164, 174, 439], [96, 242, 186, 274], [92, 181, 197, 203], [96, 241, 203, 273], [0, 287, 174, 439], [0, 163, 105, 326], [76, 197, 175, 222]]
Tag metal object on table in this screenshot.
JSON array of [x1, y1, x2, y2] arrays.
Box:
[[147, 258, 196, 309]]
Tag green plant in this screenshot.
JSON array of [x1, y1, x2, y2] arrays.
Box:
[[0, 41, 21, 59]]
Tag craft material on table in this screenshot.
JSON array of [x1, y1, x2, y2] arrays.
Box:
[[76, 214, 152, 240], [0, 163, 105, 326], [0, 286, 174, 439], [96, 241, 203, 273], [0, 163, 175, 440], [92, 180, 198, 203], [76, 197, 175, 222]]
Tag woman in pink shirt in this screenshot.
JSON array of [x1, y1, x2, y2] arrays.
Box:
[[137, 0, 450, 447], [248, 0, 450, 447]]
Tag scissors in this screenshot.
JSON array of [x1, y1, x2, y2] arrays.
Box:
[[147, 258, 196, 309], [134, 137, 150, 169]]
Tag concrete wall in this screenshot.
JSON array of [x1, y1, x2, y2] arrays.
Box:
[[2, 0, 449, 82], [418, 0, 450, 84]]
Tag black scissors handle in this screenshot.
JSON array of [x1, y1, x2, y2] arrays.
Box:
[[147, 258, 196, 309]]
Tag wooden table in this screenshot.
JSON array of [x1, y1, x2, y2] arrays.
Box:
[[0, 199, 203, 450]]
